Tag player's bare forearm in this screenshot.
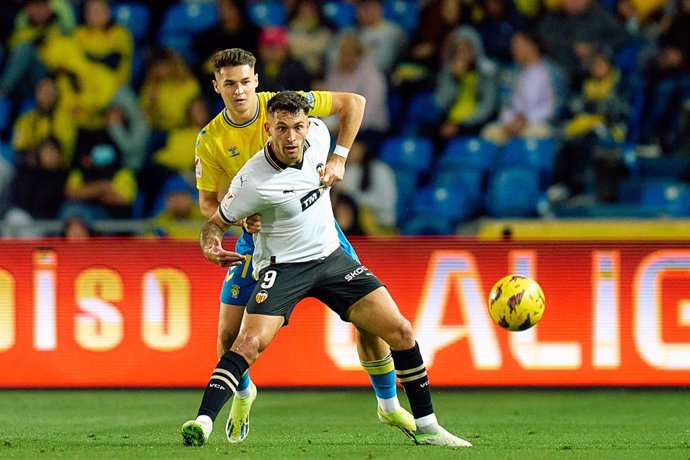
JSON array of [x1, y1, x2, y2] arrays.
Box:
[[322, 154, 346, 186], [330, 92, 366, 148], [199, 190, 221, 218]]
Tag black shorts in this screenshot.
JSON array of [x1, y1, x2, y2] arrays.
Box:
[[246, 247, 384, 325]]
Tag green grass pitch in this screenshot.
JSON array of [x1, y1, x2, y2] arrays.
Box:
[[0, 389, 688, 459]]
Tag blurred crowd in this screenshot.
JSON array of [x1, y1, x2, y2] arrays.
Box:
[[0, 0, 688, 237]]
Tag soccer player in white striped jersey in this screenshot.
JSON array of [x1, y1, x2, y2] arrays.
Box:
[[182, 91, 472, 448], [185, 48, 413, 445]]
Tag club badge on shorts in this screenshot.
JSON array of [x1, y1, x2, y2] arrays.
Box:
[[230, 285, 240, 299], [255, 290, 268, 303]]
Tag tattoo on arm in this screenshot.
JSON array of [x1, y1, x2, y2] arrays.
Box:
[[200, 221, 226, 251]]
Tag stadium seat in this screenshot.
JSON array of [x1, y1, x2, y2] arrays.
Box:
[[383, 0, 420, 33], [322, 1, 356, 30], [0, 97, 12, 134], [378, 135, 434, 173], [403, 91, 440, 134], [485, 166, 540, 217], [639, 179, 690, 217], [499, 137, 557, 189], [401, 214, 453, 235], [433, 168, 483, 215], [158, 2, 219, 64], [636, 156, 690, 180], [247, 1, 287, 27], [0, 141, 16, 165], [391, 168, 418, 224], [113, 2, 150, 42], [437, 136, 499, 174], [412, 184, 474, 223]]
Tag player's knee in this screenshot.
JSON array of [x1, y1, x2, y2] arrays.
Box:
[[217, 330, 238, 358], [386, 317, 415, 351], [232, 334, 261, 365]]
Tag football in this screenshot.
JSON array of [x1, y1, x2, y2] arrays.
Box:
[[488, 275, 545, 331]]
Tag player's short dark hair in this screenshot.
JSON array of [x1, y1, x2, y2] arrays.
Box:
[[266, 91, 310, 117], [211, 48, 256, 74]]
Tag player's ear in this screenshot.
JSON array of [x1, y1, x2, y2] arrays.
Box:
[[254, 74, 259, 88], [263, 122, 270, 135], [212, 78, 220, 94]]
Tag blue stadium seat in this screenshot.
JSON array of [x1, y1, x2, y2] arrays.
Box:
[[0, 97, 12, 134], [113, 2, 150, 42], [0, 141, 16, 165], [437, 136, 499, 173], [383, 0, 419, 33], [639, 179, 690, 217], [499, 137, 557, 189], [403, 91, 440, 134], [158, 2, 219, 64], [391, 168, 418, 224], [247, 1, 287, 27], [378, 135, 434, 173], [433, 168, 483, 215], [401, 214, 453, 235], [378, 137, 434, 224], [412, 185, 474, 223], [485, 166, 540, 217], [322, 1, 356, 30]]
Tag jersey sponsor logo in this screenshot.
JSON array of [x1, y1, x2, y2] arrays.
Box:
[[300, 188, 324, 211], [238, 175, 248, 186], [230, 284, 240, 299], [255, 290, 269, 303], [195, 156, 202, 178], [304, 91, 316, 110], [227, 146, 240, 157], [344, 266, 370, 281]]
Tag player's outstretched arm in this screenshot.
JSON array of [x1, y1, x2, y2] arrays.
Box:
[[322, 92, 366, 186], [200, 211, 244, 267], [330, 92, 366, 149], [199, 190, 222, 219]]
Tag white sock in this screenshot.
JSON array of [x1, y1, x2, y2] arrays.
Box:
[[195, 415, 212, 428], [415, 413, 439, 434], [377, 396, 401, 414], [235, 386, 253, 399]]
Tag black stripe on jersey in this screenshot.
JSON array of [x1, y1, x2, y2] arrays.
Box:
[[218, 205, 234, 225], [264, 140, 311, 171], [222, 101, 259, 127]]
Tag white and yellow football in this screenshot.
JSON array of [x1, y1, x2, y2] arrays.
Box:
[[488, 275, 545, 331]]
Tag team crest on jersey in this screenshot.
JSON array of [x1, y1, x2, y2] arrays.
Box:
[[316, 163, 325, 178], [227, 146, 240, 157], [304, 92, 316, 110], [195, 156, 202, 178], [230, 284, 240, 299], [255, 290, 268, 303]]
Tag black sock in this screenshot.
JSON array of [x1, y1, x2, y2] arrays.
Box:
[[197, 350, 249, 421], [391, 342, 434, 419]]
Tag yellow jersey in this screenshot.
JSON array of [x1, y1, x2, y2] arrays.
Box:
[[195, 91, 333, 193]]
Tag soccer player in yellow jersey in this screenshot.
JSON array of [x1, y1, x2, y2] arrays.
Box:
[[184, 48, 414, 446]]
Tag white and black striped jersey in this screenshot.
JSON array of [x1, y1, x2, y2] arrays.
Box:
[[219, 118, 340, 276]]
